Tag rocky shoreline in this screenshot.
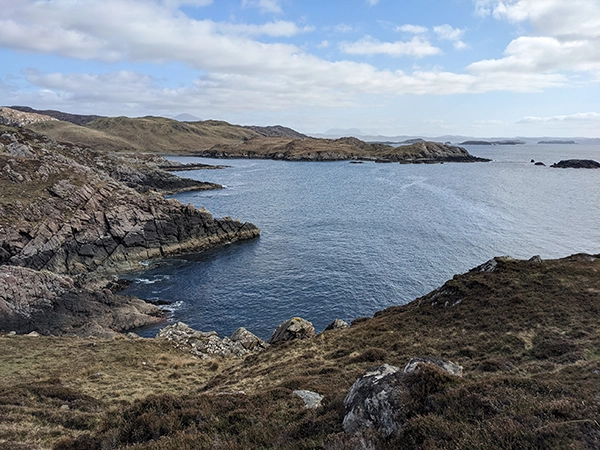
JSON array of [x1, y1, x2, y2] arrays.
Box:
[[196, 137, 491, 163], [0, 124, 260, 337]]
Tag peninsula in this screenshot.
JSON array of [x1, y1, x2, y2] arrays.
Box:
[[9, 106, 489, 163]]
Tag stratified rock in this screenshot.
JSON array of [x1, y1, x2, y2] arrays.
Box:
[[293, 390, 324, 409], [324, 319, 349, 331], [550, 159, 600, 169], [230, 327, 266, 350], [0, 125, 260, 336], [0, 265, 163, 336], [267, 317, 315, 344], [343, 358, 463, 436], [0, 126, 260, 277], [156, 322, 265, 358]]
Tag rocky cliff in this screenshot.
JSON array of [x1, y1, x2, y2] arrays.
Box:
[[0, 124, 260, 336]]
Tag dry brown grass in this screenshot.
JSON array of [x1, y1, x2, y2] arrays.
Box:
[[1, 254, 599, 449]]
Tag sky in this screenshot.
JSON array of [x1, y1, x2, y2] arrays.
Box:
[[1, 0, 599, 137]]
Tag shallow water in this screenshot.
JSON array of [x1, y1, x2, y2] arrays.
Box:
[[122, 144, 600, 339]]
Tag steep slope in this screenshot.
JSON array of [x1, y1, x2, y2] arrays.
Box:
[[0, 254, 598, 449]]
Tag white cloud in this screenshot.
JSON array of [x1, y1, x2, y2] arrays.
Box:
[[341, 36, 441, 58], [242, 0, 283, 14], [517, 112, 600, 124], [434, 24, 468, 50], [470, 0, 600, 76], [367, 0, 379, 6], [397, 24, 428, 34], [216, 21, 314, 37], [330, 23, 355, 34]]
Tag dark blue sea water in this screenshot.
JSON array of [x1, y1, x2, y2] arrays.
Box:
[[123, 144, 600, 339]]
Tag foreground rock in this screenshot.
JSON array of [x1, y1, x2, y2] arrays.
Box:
[[550, 159, 600, 168], [156, 322, 267, 358], [0, 265, 163, 336], [343, 358, 463, 436], [267, 317, 315, 344]]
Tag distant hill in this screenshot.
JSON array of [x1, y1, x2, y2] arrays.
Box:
[[173, 113, 202, 122], [14, 107, 308, 154]]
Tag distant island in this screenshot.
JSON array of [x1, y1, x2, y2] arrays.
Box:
[[538, 140, 577, 144], [460, 140, 526, 145]]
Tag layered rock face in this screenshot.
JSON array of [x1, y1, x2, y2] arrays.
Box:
[[0, 265, 163, 336], [0, 125, 260, 335]]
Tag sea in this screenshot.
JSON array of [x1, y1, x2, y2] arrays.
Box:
[[121, 144, 600, 340]]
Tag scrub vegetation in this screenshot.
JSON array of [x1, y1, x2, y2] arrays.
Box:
[[1, 254, 599, 449]]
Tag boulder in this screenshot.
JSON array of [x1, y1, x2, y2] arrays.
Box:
[[343, 364, 403, 435], [230, 327, 267, 350], [267, 317, 315, 344], [404, 356, 463, 377], [324, 319, 349, 331], [293, 390, 324, 409], [343, 357, 463, 436]]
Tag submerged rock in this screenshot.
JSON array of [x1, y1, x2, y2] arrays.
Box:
[[267, 317, 315, 344]]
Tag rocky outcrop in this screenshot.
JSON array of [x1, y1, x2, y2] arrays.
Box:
[[8, 106, 105, 126], [0, 124, 260, 336], [550, 159, 600, 169], [0, 265, 163, 336], [267, 317, 315, 344], [0, 126, 259, 277], [0, 107, 58, 127], [156, 322, 267, 358], [343, 358, 463, 437], [324, 319, 349, 331]]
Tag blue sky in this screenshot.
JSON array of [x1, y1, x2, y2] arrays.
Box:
[[1, 0, 599, 137]]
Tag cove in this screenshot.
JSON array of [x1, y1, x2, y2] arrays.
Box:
[[122, 144, 600, 340]]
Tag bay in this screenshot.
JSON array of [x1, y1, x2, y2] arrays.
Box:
[[122, 144, 600, 339]]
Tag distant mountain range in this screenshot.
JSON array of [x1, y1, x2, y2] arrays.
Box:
[[313, 130, 600, 145]]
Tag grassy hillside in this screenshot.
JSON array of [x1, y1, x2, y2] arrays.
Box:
[[27, 116, 262, 154], [27, 115, 309, 155], [1, 254, 598, 449]]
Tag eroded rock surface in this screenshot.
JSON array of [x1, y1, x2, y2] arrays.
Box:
[[156, 322, 267, 358], [267, 317, 315, 344], [343, 358, 463, 437], [0, 124, 260, 336], [0, 265, 163, 336]]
